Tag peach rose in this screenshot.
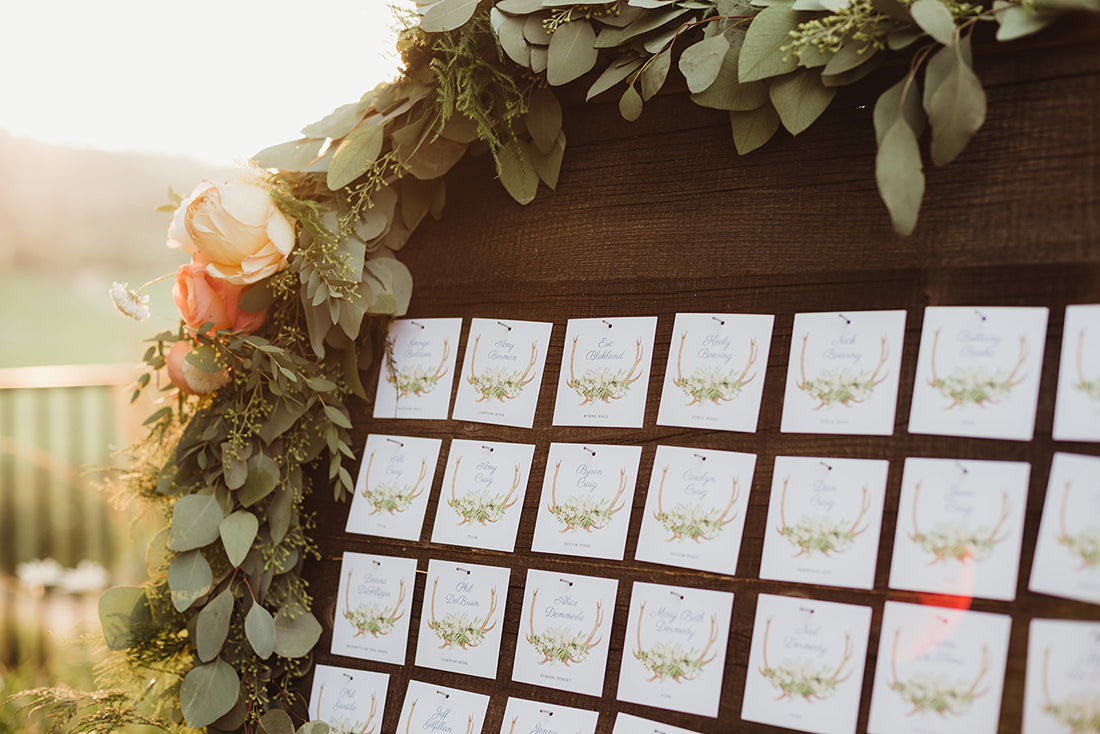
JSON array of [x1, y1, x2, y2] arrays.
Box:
[[167, 181, 295, 285], [173, 262, 267, 334], [166, 341, 231, 395]]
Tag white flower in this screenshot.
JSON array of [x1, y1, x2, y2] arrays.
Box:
[[110, 281, 151, 321], [17, 558, 64, 589], [58, 560, 111, 594]]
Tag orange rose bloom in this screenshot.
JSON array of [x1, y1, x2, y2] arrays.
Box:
[[173, 262, 267, 334]]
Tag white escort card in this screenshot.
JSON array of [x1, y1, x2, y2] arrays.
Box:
[[452, 317, 554, 428], [413, 559, 510, 679], [634, 445, 757, 575], [308, 664, 389, 733], [655, 312, 775, 433], [1022, 618, 1100, 734], [430, 439, 535, 552], [530, 443, 643, 561], [758, 456, 889, 591], [867, 601, 1011, 734], [499, 697, 600, 734], [512, 569, 619, 697], [373, 317, 462, 419], [397, 680, 489, 734], [345, 434, 442, 541], [1052, 304, 1100, 442], [331, 552, 417, 665], [1029, 452, 1100, 606], [611, 712, 701, 734], [552, 316, 658, 428], [888, 458, 1030, 602], [741, 594, 873, 734], [616, 581, 734, 718], [780, 310, 907, 435], [908, 306, 1049, 441]]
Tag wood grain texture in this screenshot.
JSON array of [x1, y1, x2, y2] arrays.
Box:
[[300, 32, 1100, 734]]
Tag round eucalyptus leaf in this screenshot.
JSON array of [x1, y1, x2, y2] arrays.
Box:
[[547, 18, 598, 86], [167, 494, 224, 552], [260, 710, 295, 734], [297, 722, 331, 734], [168, 549, 214, 613], [180, 659, 240, 729], [679, 33, 730, 93], [196, 587, 234, 662], [219, 511, 259, 568], [98, 586, 154, 651], [237, 452, 280, 507], [246, 603, 277, 660], [273, 606, 323, 658], [738, 6, 801, 83]]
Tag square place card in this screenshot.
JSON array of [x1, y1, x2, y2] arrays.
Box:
[[531, 443, 643, 561], [430, 439, 535, 552], [452, 317, 554, 428], [908, 306, 1049, 441], [780, 310, 907, 435], [1029, 452, 1100, 605], [1052, 304, 1100, 441], [759, 456, 889, 591], [512, 569, 619, 697], [552, 316, 658, 428], [742, 593, 873, 734], [656, 312, 775, 433], [414, 559, 510, 679], [331, 551, 417, 664], [616, 581, 734, 718], [867, 601, 1011, 734], [373, 317, 462, 419], [308, 664, 388, 732], [889, 458, 1030, 602], [611, 712, 701, 734], [345, 434, 442, 541], [634, 445, 757, 575], [1022, 618, 1100, 734], [397, 680, 489, 734], [499, 697, 600, 734]]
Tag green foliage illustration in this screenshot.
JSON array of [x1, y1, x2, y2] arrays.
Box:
[[426, 578, 498, 650], [447, 457, 522, 525], [566, 335, 644, 406], [315, 686, 377, 734], [672, 332, 758, 406], [1041, 648, 1100, 734], [797, 334, 890, 409], [633, 603, 719, 683], [776, 478, 870, 557], [907, 484, 1010, 563], [524, 588, 604, 665], [385, 337, 450, 399], [652, 464, 741, 542], [1074, 331, 1100, 406], [928, 331, 1028, 408], [342, 572, 405, 638], [466, 334, 539, 401], [546, 460, 628, 532], [361, 453, 428, 515], [758, 618, 853, 701], [889, 629, 989, 716], [1056, 481, 1100, 570]]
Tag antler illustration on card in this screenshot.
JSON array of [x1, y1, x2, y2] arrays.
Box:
[[1040, 646, 1100, 733], [672, 332, 757, 405], [447, 457, 521, 525], [385, 337, 449, 398], [797, 334, 890, 409], [427, 577, 497, 650], [547, 460, 628, 532], [315, 685, 377, 734], [908, 484, 1010, 564], [342, 571, 405, 638], [652, 465, 740, 542], [361, 452, 427, 514], [1057, 481, 1100, 570], [632, 602, 718, 682], [524, 588, 604, 665], [466, 335, 538, 402], [566, 335, 643, 406], [889, 629, 989, 716], [1075, 330, 1100, 407], [776, 477, 870, 557], [928, 331, 1027, 408], [757, 618, 853, 702]]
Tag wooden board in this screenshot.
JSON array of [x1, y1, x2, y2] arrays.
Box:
[[300, 30, 1100, 734]]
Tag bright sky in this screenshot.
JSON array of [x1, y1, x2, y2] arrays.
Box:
[[0, 0, 416, 166]]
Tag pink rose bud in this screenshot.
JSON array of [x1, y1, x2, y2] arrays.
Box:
[[173, 262, 267, 335]]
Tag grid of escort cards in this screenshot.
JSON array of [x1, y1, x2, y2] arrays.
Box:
[[310, 307, 1100, 734]]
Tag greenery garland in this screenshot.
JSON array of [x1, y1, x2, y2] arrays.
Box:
[[16, 0, 1098, 731]]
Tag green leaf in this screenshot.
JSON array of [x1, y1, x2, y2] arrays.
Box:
[[739, 6, 802, 82], [297, 722, 332, 734], [496, 143, 539, 204], [168, 550, 213, 612], [876, 116, 925, 236], [185, 345, 220, 374], [273, 606, 323, 658], [366, 258, 413, 316], [237, 452, 280, 507], [301, 103, 362, 139], [769, 69, 837, 135], [497, 0, 544, 10], [492, 8, 532, 67], [526, 88, 562, 154], [239, 279, 277, 314], [258, 397, 308, 444], [168, 494, 224, 552], [874, 74, 926, 145], [260, 710, 295, 734], [587, 55, 644, 100], [595, 7, 690, 48], [926, 47, 986, 165], [873, 0, 914, 22], [246, 603, 277, 660], [180, 659, 240, 729], [220, 510, 259, 568], [690, 45, 769, 111], [327, 123, 385, 191], [910, 0, 958, 45], [529, 130, 566, 190], [419, 0, 480, 32], [305, 376, 338, 392], [98, 586, 154, 651], [547, 18, 598, 86], [323, 403, 353, 429], [729, 103, 781, 154], [993, 0, 1053, 40], [399, 136, 469, 180], [196, 587, 234, 663], [268, 485, 293, 545], [619, 84, 643, 121], [679, 33, 731, 93], [639, 47, 672, 101], [251, 138, 324, 171], [888, 26, 924, 50], [822, 42, 877, 77]]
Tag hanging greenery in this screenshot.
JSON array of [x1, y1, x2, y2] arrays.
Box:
[[15, 0, 1098, 732]]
